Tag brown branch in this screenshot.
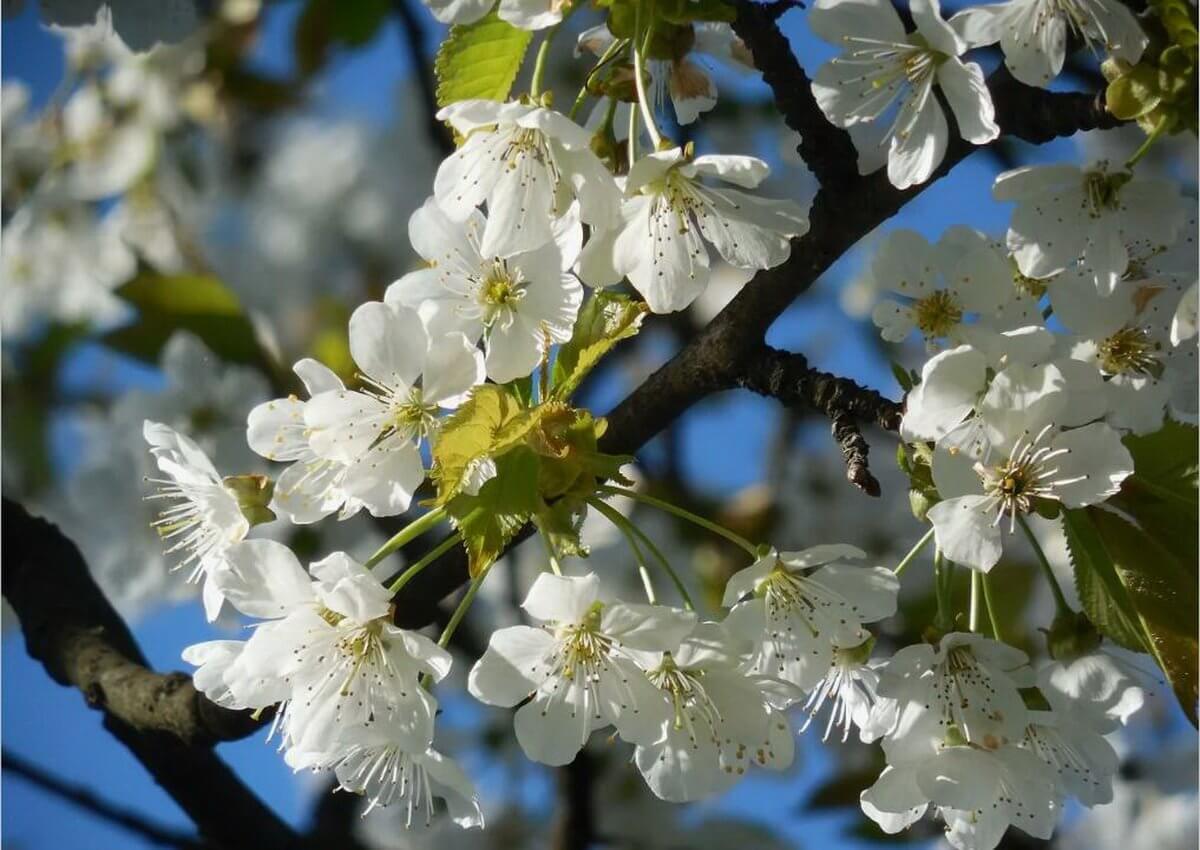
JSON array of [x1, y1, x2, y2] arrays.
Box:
[[1, 498, 296, 850], [2, 748, 211, 849], [733, 345, 902, 495], [552, 752, 596, 850]]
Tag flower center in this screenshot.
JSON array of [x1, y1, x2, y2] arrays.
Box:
[[1099, 325, 1163, 377], [913, 290, 963, 337], [974, 425, 1080, 530], [1082, 167, 1130, 216], [1013, 268, 1048, 299], [477, 260, 526, 326], [556, 606, 612, 681], [393, 386, 439, 441]]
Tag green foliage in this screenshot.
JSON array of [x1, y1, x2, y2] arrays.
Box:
[[1109, 419, 1199, 566], [295, 0, 390, 77], [551, 291, 648, 400], [1063, 506, 1198, 723], [435, 12, 533, 108], [1103, 0, 1198, 135], [430, 384, 631, 575], [102, 270, 271, 369]]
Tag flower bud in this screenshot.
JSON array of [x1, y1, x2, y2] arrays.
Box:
[[223, 474, 277, 527]]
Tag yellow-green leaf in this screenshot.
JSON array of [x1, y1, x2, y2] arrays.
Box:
[[551, 292, 648, 400], [435, 11, 533, 107]]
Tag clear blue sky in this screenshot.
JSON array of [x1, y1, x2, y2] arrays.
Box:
[[0, 1, 1083, 847]]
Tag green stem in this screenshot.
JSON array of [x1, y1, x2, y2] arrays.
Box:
[[569, 37, 629, 122], [933, 549, 953, 631], [387, 530, 463, 595], [981, 572, 1004, 643], [365, 506, 447, 570], [628, 101, 639, 166], [438, 568, 490, 650], [893, 526, 935, 575], [1125, 115, 1170, 170], [969, 569, 981, 633], [587, 496, 694, 609], [631, 8, 663, 149], [598, 485, 759, 557], [1017, 514, 1072, 616], [529, 22, 561, 98], [533, 517, 564, 576]]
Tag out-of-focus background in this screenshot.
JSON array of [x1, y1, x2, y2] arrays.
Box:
[[2, 1, 1196, 848]]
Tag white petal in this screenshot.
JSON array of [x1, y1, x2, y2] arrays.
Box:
[[468, 625, 555, 707], [522, 572, 600, 623], [602, 603, 696, 651], [901, 345, 988, 442], [215, 539, 315, 618], [309, 551, 392, 622], [860, 765, 929, 833], [421, 332, 484, 408], [341, 440, 425, 517], [887, 89, 948, 190], [348, 301, 426, 390], [928, 495, 1003, 571], [1048, 423, 1133, 508], [937, 59, 999, 145]]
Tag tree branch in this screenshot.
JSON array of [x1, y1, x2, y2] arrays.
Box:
[[2, 748, 211, 849], [552, 751, 596, 850], [733, 345, 902, 495], [1, 499, 296, 850]]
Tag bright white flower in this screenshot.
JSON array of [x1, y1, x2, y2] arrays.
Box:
[[301, 302, 484, 516], [869, 228, 1014, 346], [799, 640, 884, 742], [496, 0, 570, 30], [434, 100, 621, 258], [630, 622, 796, 802], [143, 420, 248, 621], [869, 633, 1033, 756], [1038, 651, 1145, 735], [951, 0, 1147, 87], [1052, 266, 1196, 433], [1021, 709, 1119, 806], [575, 23, 754, 125], [578, 147, 808, 313], [385, 197, 583, 383], [421, 0, 492, 25], [247, 359, 409, 523], [810, 0, 999, 189], [467, 573, 696, 766], [186, 540, 451, 754], [861, 743, 1058, 850], [289, 717, 482, 828], [721, 545, 899, 692], [994, 161, 1186, 293], [928, 421, 1133, 571]]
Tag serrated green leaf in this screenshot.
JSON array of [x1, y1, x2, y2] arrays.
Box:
[[448, 447, 541, 576], [435, 12, 533, 108], [1109, 419, 1199, 565], [1063, 507, 1199, 723], [1064, 510, 1147, 651], [103, 271, 268, 368], [551, 292, 648, 400], [431, 384, 530, 501]]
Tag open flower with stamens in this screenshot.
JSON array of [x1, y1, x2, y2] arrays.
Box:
[[869, 228, 1016, 347], [143, 420, 249, 621], [578, 146, 809, 313], [467, 573, 696, 766], [995, 161, 1185, 293], [385, 197, 583, 383], [184, 540, 451, 757], [301, 301, 483, 513], [433, 100, 621, 259], [1021, 710, 1119, 806], [800, 638, 884, 743], [927, 420, 1133, 571], [809, 0, 999, 189], [950, 0, 1146, 88], [247, 359, 410, 523], [628, 622, 797, 802], [721, 545, 899, 693], [288, 716, 483, 829]]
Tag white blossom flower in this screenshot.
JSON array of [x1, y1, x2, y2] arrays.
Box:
[[575, 23, 754, 125], [1052, 265, 1196, 433], [1021, 709, 1119, 806], [143, 420, 248, 621], [385, 197, 583, 383], [928, 421, 1133, 571], [810, 0, 999, 189], [994, 161, 1186, 293], [869, 228, 1014, 346], [578, 147, 808, 313], [247, 359, 411, 523], [630, 622, 796, 801], [467, 573, 696, 766], [186, 540, 451, 755], [721, 545, 899, 692], [302, 302, 484, 516], [799, 640, 884, 742], [433, 100, 621, 259], [951, 0, 1147, 87]]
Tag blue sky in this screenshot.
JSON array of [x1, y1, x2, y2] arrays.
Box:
[[0, 1, 1096, 847]]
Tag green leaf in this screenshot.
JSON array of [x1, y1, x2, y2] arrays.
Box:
[[1109, 419, 1199, 566], [1106, 66, 1165, 120], [102, 271, 268, 368], [1062, 507, 1199, 723], [435, 11, 533, 108], [431, 384, 534, 502], [658, 0, 737, 24], [551, 292, 648, 400], [448, 447, 541, 576]]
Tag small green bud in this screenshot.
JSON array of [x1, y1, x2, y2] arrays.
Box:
[[223, 474, 277, 527]]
